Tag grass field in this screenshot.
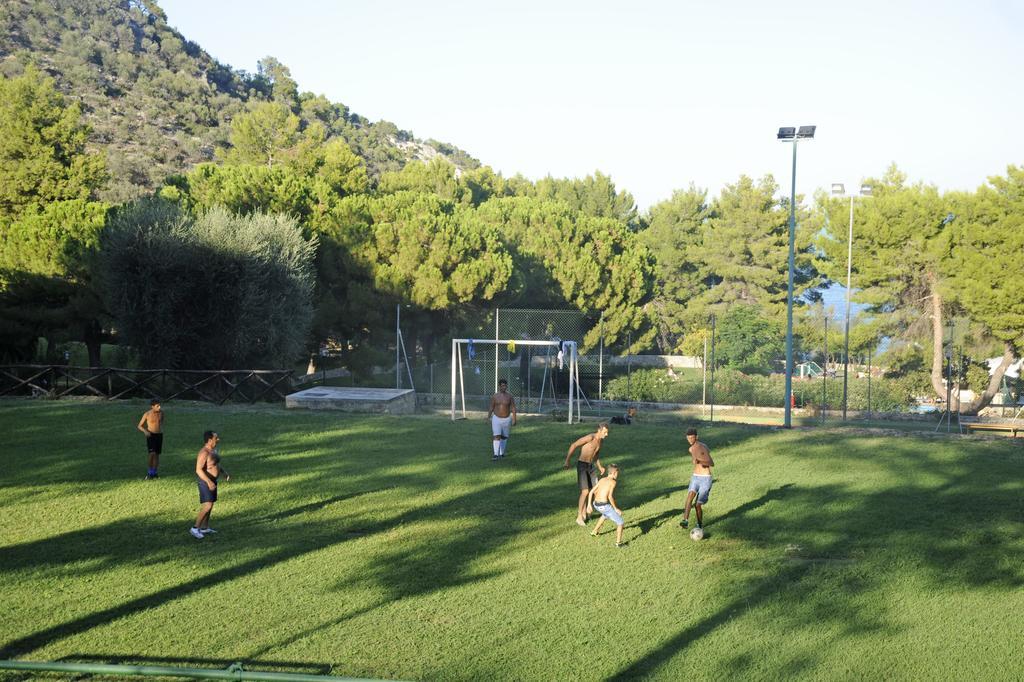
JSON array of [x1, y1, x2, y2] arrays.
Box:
[[1, 400, 1023, 681]]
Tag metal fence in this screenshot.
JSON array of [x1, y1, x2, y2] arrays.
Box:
[[385, 307, 700, 415], [298, 306, 970, 422], [387, 307, 909, 422], [0, 365, 294, 404], [299, 308, 649, 407]]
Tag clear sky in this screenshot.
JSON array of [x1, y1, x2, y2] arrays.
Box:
[[161, 0, 1024, 211]]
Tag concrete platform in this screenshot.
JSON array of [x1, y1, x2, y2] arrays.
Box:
[[285, 386, 416, 414]]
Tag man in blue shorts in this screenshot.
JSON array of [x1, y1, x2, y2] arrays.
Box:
[[680, 427, 714, 530]]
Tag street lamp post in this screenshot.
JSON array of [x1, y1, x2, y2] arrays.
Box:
[[830, 182, 872, 421], [778, 125, 815, 428]]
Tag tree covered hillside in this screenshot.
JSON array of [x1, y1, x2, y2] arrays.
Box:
[[0, 0, 478, 202]]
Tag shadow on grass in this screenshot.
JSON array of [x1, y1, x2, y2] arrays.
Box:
[[245, 600, 390, 660], [1, 467, 552, 660], [633, 508, 680, 535], [247, 487, 396, 525], [606, 435, 1024, 679], [7, 408, 1019, 678], [248, 464, 594, 657], [0, 517, 375, 659], [0, 405, 435, 487], [0, 482, 402, 577], [608, 562, 817, 681], [239, 423, 768, 659], [709, 483, 794, 529]]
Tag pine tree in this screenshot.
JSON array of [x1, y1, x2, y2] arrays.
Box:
[[640, 186, 711, 351], [698, 174, 816, 316], [0, 67, 106, 222], [942, 166, 1024, 412], [0, 68, 109, 364]]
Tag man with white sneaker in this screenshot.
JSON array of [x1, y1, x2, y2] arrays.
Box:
[[191, 430, 229, 539], [487, 379, 517, 461]]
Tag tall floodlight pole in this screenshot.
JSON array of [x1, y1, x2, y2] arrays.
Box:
[[701, 332, 708, 418], [823, 315, 828, 424], [831, 182, 872, 421], [778, 126, 816, 428], [709, 313, 716, 425]]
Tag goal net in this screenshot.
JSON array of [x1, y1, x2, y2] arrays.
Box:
[[451, 338, 582, 423]]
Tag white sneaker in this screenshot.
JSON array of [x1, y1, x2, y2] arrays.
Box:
[[200, 528, 217, 534], [189, 527, 204, 539]]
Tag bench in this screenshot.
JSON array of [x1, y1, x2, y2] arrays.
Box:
[[966, 423, 1022, 438]]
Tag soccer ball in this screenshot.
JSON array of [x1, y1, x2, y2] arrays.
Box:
[[690, 527, 704, 541]]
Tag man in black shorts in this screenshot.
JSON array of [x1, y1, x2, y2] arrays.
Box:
[[564, 422, 609, 526], [137, 399, 164, 479]]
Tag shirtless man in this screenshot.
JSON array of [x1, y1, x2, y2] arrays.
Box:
[[587, 464, 626, 547], [564, 423, 609, 526], [680, 427, 714, 530], [137, 399, 164, 479], [191, 430, 230, 539], [487, 379, 517, 461]]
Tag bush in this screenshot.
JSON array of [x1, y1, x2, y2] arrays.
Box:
[[605, 368, 701, 403], [882, 371, 933, 405], [35, 340, 139, 368], [100, 200, 316, 369], [794, 375, 907, 413], [605, 367, 913, 411]]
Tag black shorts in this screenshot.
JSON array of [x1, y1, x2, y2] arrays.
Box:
[[577, 460, 597, 490], [146, 433, 163, 455], [197, 476, 218, 504]]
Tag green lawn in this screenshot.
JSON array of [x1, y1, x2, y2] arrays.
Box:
[[1, 400, 1022, 681]]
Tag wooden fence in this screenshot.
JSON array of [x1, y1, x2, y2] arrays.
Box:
[[0, 365, 294, 404]]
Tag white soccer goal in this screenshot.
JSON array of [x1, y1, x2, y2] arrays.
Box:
[[450, 338, 582, 423]]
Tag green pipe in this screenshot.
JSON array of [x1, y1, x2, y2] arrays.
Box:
[[0, 660, 390, 682]]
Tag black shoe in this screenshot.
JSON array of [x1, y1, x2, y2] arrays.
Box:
[[679, 518, 688, 528]]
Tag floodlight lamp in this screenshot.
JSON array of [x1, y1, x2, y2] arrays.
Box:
[[860, 184, 873, 196], [777, 127, 796, 139], [831, 183, 846, 195], [796, 125, 816, 139]]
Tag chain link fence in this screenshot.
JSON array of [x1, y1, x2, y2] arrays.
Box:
[[300, 306, 956, 423], [305, 307, 710, 416]]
